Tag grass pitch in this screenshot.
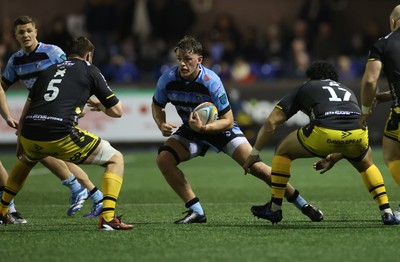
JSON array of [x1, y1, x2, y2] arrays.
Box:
[[0, 148, 399, 262]]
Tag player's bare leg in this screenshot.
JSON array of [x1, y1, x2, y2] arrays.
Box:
[[383, 136, 400, 219], [0, 161, 27, 224], [156, 138, 206, 224], [40, 157, 89, 216]]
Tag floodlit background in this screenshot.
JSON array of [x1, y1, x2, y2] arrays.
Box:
[[0, 0, 397, 145]]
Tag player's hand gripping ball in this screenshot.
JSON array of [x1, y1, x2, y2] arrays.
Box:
[[193, 102, 218, 124]]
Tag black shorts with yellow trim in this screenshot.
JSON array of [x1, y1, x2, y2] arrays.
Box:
[[298, 124, 369, 161], [384, 109, 400, 142], [20, 126, 101, 164]]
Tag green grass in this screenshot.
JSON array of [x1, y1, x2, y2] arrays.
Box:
[[0, 148, 399, 262]]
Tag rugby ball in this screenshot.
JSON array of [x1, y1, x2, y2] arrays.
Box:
[[193, 102, 218, 124]]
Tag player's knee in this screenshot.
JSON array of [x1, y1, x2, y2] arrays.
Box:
[[157, 145, 180, 169], [91, 140, 119, 165], [111, 149, 124, 165]]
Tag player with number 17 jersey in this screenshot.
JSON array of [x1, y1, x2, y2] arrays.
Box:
[[278, 79, 367, 160], [279, 79, 361, 130]]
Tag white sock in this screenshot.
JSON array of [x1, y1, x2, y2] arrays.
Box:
[[9, 199, 17, 213]]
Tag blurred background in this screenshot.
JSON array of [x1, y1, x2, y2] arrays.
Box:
[[0, 0, 397, 146]]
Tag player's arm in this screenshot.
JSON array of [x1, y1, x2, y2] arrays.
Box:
[[189, 108, 234, 134], [313, 153, 344, 174], [151, 101, 176, 137], [1, 79, 11, 92], [243, 107, 287, 174], [374, 91, 391, 103], [360, 60, 382, 115], [87, 97, 123, 118], [0, 82, 17, 128], [254, 107, 287, 152], [88, 68, 123, 118], [104, 100, 123, 118]]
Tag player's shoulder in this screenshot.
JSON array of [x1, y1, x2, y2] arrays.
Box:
[[8, 48, 24, 60], [299, 80, 324, 93], [37, 42, 63, 52], [77, 60, 101, 75], [375, 30, 400, 45], [196, 66, 222, 90], [200, 65, 221, 82], [159, 65, 178, 82]]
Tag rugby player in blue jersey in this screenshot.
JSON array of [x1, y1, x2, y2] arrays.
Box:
[[152, 35, 323, 224], [0, 16, 103, 222]]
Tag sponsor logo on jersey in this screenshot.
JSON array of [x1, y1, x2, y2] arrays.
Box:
[[341, 131, 352, 139], [33, 143, 44, 151], [326, 138, 361, 144], [219, 93, 227, 105]]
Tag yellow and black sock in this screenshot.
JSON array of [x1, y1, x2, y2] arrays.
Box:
[[0, 160, 32, 216], [388, 160, 400, 187], [360, 164, 391, 213], [271, 155, 291, 207], [101, 172, 123, 222]]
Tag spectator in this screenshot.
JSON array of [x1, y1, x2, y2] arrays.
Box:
[[138, 33, 168, 78], [156, 0, 196, 46], [207, 13, 242, 64], [298, 0, 333, 49], [240, 25, 263, 64], [261, 23, 287, 63], [285, 38, 311, 78], [312, 22, 338, 60], [84, 0, 118, 68], [43, 16, 73, 51], [102, 53, 140, 83], [336, 54, 358, 82], [0, 17, 18, 70]]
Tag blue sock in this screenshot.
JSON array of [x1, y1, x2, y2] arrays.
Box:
[[61, 174, 82, 194], [293, 195, 307, 210], [189, 202, 204, 215], [90, 189, 103, 204]]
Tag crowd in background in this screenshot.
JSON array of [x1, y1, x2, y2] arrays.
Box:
[[0, 0, 387, 84]]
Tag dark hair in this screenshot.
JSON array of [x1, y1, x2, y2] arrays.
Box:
[[66, 36, 95, 57], [174, 35, 202, 55], [14, 16, 35, 30], [306, 61, 339, 81]]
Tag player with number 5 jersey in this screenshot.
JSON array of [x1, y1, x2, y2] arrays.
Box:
[[0, 15, 103, 221], [0, 36, 133, 230]]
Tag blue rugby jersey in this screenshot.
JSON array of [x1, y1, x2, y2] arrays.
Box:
[[2, 42, 66, 90], [153, 64, 231, 126]]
